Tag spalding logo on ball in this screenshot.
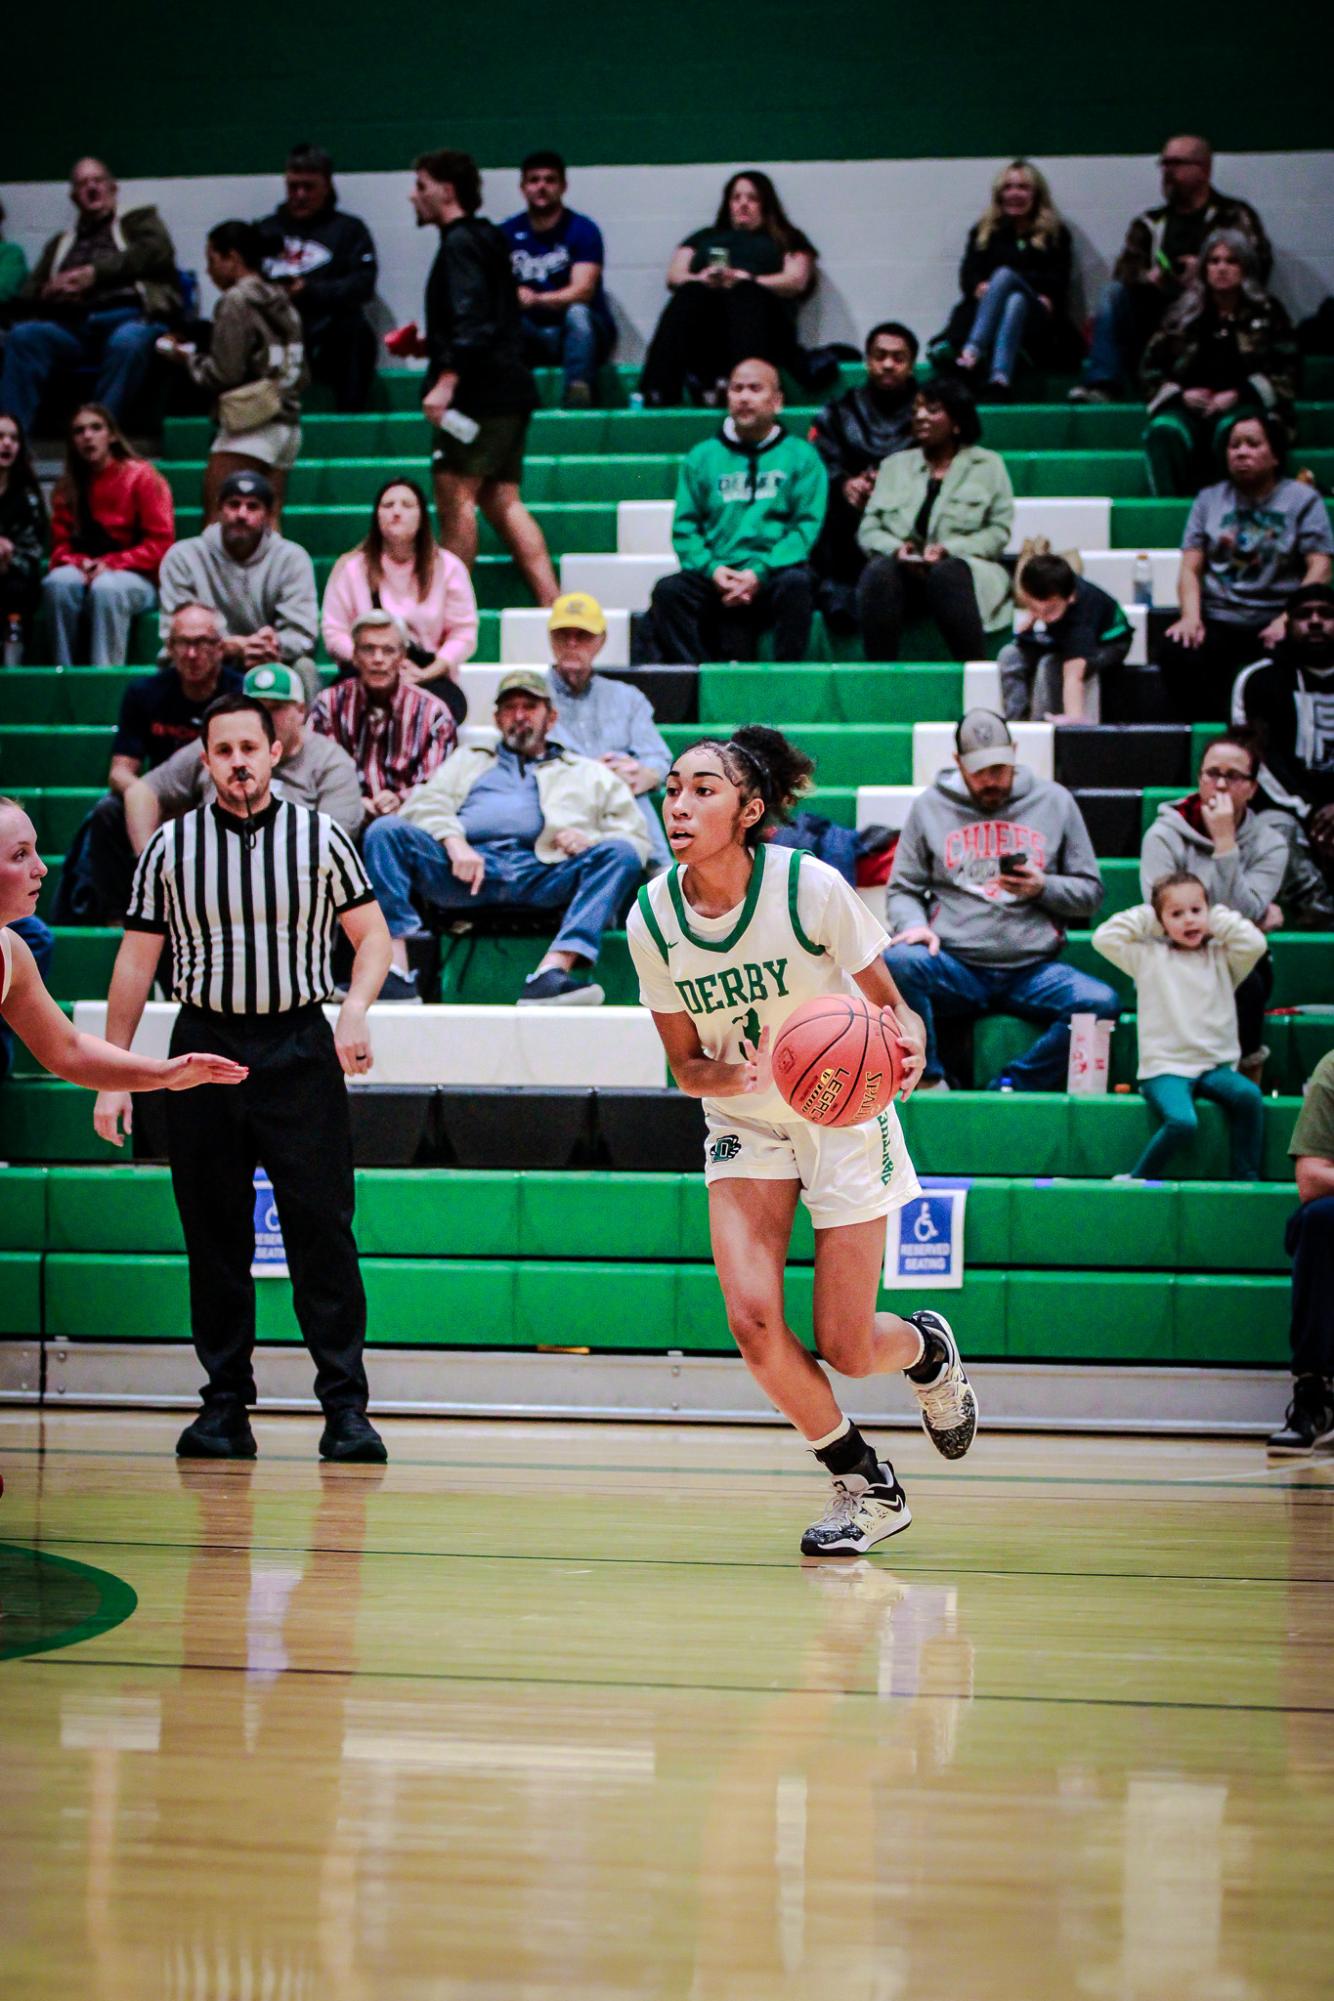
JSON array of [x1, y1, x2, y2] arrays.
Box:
[[772, 994, 903, 1128]]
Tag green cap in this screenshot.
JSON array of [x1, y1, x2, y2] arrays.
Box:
[[496, 669, 552, 706], [242, 662, 305, 705]]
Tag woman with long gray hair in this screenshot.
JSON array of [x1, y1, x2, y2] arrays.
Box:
[[1141, 229, 1297, 495]]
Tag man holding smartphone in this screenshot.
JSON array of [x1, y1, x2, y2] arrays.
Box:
[[881, 709, 1119, 1090]]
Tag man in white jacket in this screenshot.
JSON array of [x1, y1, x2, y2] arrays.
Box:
[[362, 670, 649, 1003]]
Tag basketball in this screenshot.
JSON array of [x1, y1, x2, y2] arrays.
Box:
[[771, 993, 903, 1128]]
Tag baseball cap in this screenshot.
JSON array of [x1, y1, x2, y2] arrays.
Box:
[[243, 662, 305, 704], [955, 709, 1018, 774], [1287, 581, 1334, 615], [496, 669, 552, 705], [548, 591, 606, 636], [218, 469, 275, 506]]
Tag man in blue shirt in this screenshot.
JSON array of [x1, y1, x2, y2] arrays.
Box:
[[502, 151, 615, 408], [544, 592, 672, 868]]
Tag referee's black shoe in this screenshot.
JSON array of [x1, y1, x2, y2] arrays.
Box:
[[319, 1408, 389, 1463], [176, 1398, 257, 1460]]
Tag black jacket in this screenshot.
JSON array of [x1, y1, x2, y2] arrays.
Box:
[[942, 219, 1081, 364], [1012, 577, 1133, 676], [255, 203, 377, 331], [1240, 656, 1334, 816], [424, 216, 536, 418], [808, 383, 916, 482], [0, 480, 48, 610]]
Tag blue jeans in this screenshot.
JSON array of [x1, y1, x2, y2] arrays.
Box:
[[963, 267, 1039, 383], [0, 916, 54, 1080], [363, 820, 643, 963], [1134, 1068, 1265, 1180], [1081, 279, 1167, 395], [0, 308, 164, 432], [882, 943, 1121, 1090], [520, 304, 614, 396], [42, 565, 157, 666]]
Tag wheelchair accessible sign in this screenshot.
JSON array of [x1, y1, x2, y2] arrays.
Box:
[[885, 1179, 968, 1290]]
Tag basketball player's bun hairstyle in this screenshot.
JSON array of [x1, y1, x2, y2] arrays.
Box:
[[685, 725, 814, 848]]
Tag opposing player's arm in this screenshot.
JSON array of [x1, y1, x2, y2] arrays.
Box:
[[852, 956, 926, 1099], [653, 1010, 770, 1099]]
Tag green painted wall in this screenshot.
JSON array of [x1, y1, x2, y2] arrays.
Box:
[[3, 0, 1321, 182]]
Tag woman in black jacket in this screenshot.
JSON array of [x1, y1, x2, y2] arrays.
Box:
[[935, 161, 1079, 396], [0, 412, 49, 656]]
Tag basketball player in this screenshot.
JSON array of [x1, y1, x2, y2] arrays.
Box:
[[0, 796, 246, 1097], [627, 728, 978, 1555]]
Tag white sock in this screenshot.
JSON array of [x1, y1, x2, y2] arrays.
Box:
[[806, 1416, 852, 1454], [904, 1328, 926, 1372]]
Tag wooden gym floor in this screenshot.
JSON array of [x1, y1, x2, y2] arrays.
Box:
[[1, 1409, 1332, 2000]]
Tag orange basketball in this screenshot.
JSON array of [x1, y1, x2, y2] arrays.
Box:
[[771, 993, 903, 1129]]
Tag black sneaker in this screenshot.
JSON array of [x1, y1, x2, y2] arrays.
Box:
[[176, 1399, 256, 1460], [905, 1309, 978, 1460], [516, 969, 605, 1005], [800, 1463, 912, 1555], [377, 966, 422, 1004], [1267, 1377, 1334, 1457], [319, 1409, 388, 1463]]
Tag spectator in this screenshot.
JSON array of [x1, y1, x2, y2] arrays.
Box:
[[543, 590, 672, 868], [1140, 730, 1286, 1075], [883, 708, 1116, 1090], [123, 662, 363, 862], [310, 609, 456, 820], [362, 668, 648, 1004], [0, 413, 49, 656], [163, 221, 306, 521], [1237, 584, 1334, 926], [1141, 231, 1296, 498], [648, 357, 825, 664], [76, 601, 242, 922], [1158, 414, 1333, 722], [808, 321, 920, 632], [934, 161, 1079, 396], [1093, 875, 1267, 1180], [410, 148, 558, 606], [0, 200, 28, 306], [1267, 1048, 1334, 1456], [255, 142, 378, 414], [0, 157, 180, 433], [321, 477, 477, 722], [1071, 136, 1271, 404], [999, 552, 1132, 722], [42, 403, 174, 666], [502, 150, 615, 409], [857, 377, 1014, 662], [158, 468, 321, 698], [638, 171, 817, 408]]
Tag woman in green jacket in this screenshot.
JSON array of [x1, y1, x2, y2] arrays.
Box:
[[857, 377, 1014, 660]]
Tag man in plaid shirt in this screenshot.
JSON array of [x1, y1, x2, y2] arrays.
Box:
[[311, 610, 456, 820]]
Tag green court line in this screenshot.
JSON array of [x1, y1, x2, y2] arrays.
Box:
[[30, 1652, 1334, 1720]]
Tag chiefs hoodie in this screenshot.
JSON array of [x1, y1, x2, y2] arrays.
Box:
[[888, 763, 1104, 964]]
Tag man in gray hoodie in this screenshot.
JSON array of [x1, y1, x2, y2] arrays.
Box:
[[156, 470, 320, 700], [884, 709, 1118, 1090]]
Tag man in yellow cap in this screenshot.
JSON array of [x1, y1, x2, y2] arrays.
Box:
[[544, 591, 672, 868]]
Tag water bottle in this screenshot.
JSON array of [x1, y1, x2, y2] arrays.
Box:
[[436, 407, 480, 445], [997, 1073, 1014, 1093], [628, 391, 645, 411], [1132, 553, 1153, 608], [2, 613, 22, 667]]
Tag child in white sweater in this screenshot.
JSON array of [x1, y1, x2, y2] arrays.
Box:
[[1093, 871, 1269, 1179]]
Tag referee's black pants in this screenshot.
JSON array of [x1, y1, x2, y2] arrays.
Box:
[[165, 1004, 370, 1414]]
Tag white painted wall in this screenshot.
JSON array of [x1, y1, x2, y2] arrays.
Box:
[[3, 151, 1330, 361]]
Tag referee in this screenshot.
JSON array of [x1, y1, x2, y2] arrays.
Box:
[[94, 692, 393, 1463]]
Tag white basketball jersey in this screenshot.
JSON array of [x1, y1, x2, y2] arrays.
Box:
[[627, 843, 891, 1125], [0, 926, 12, 1006]]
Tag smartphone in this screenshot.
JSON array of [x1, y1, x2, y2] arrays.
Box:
[[708, 245, 730, 271], [999, 854, 1027, 876]]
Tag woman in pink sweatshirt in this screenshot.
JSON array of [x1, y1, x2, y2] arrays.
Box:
[[322, 477, 477, 719]]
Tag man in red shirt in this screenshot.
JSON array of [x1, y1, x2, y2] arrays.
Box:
[[310, 610, 455, 819]]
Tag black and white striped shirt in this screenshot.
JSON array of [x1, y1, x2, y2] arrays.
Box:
[[125, 799, 375, 1014]]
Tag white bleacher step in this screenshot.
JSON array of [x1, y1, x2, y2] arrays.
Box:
[[72, 1002, 666, 1090], [857, 885, 887, 925], [501, 606, 630, 666], [615, 498, 1112, 565], [1079, 549, 1177, 603], [854, 785, 922, 831], [561, 553, 676, 612], [912, 720, 1052, 785]]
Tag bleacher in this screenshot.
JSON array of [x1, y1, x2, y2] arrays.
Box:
[[4, 358, 1333, 1420]]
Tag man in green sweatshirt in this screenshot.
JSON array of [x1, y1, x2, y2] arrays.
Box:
[[649, 358, 826, 663]]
